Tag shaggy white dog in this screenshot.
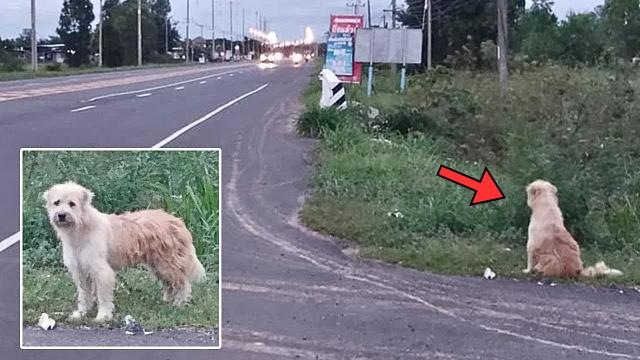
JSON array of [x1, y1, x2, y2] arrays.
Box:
[[43, 182, 206, 322]]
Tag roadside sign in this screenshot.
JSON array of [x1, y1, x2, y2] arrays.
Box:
[[327, 15, 364, 84], [326, 33, 354, 76], [354, 28, 423, 64]]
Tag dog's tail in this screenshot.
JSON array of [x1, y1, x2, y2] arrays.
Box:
[[188, 244, 207, 283], [582, 261, 623, 277]]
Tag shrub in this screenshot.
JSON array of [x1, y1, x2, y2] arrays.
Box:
[[45, 63, 62, 71], [0, 53, 24, 72]]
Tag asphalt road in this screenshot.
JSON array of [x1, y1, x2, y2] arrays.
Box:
[[1, 62, 640, 359]]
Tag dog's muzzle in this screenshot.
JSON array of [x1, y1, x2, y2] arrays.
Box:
[[54, 212, 71, 226]]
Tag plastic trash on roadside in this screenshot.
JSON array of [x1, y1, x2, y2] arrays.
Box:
[[483, 267, 496, 280], [319, 69, 347, 110], [124, 315, 154, 335], [38, 313, 56, 331]]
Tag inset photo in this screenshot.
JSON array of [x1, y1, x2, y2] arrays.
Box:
[[20, 149, 220, 349]]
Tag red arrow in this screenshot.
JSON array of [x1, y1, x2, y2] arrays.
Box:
[[437, 165, 505, 206]]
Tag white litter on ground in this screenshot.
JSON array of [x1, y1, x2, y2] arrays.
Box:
[[123, 315, 153, 335], [483, 267, 496, 280], [38, 313, 56, 330]]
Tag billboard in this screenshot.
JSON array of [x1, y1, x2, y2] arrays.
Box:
[[327, 15, 364, 84], [354, 28, 423, 65]]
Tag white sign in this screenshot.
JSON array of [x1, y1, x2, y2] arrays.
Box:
[[354, 28, 423, 65]]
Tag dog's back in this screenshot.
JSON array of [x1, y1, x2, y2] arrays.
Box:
[[532, 224, 583, 278]]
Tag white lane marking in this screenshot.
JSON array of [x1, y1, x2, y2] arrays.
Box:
[[216, 77, 223, 80], [86, 66, 250, 102], [199, 81, 207, 84], [0, 232, 19, 253], [152, 84, 269, 149], [70, 105, 96, 113], [229, 74, 235, 77], [175, 86, 185, 90], [136, 93, 152, 98]]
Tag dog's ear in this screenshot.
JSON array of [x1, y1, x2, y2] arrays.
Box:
[[526, 183, 542, 203], [82, 188, 94, 204], [41, 190, 49, 204]]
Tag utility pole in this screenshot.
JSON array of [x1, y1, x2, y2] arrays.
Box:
[[229, 0, 233, 56], [165, 18, 169, 54], [347, 0, 363, 15], [30, 0, 37, 72], [366, 0, 372, 27], [389, 0, 397, 73], [497, 0, 509, 97], [196, 23, 204, 37], [137, 0, 142, 66], [242, 8, 246, 57], [427, 0, 432, 69], [186, 0, 190, 62], [422, 0, 432, 69], [98, 0, 103, 67], [391, 0, 396, 29], [211, 0, 215, 60]]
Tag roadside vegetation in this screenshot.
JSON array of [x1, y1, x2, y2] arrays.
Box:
[[299, 0, 640, 286], [300, 66, 640, 285], [22, 151, 220, 329]]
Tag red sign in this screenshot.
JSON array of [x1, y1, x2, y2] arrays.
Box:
[[330, 15, 364, 84]]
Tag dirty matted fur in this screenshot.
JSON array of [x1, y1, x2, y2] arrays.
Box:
[[523, 180, 622, 278], [43, 181, 206, 322]]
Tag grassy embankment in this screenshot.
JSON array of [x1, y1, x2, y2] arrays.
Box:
[[299, 65, 640, 285]]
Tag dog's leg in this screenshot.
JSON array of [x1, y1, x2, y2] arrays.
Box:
[[92, 261, 116, 322], [172, 281, 192, 307], [161, 281, 174, 303], [65, 254, 93, 320], [522, 241, 534, 273]]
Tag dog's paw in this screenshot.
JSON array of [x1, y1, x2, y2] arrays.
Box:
[[69, 311, 85, 321], [522, 268, 532, 274], [95, 311, 113, 323]]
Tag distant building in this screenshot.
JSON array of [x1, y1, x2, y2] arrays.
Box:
[[20, 44, 66, 64]]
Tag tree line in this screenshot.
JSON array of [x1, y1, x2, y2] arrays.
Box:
[[399, 0, 640, 68], [0, 0, 181, 68]]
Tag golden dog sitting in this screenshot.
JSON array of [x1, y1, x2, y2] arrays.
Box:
[[524, 180, 622, 278]]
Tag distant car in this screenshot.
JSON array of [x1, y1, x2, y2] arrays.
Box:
[[260, 53, 276, 63], [291, 53, 303, 64]]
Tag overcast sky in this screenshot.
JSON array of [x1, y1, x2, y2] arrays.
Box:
[[1, 0, 604, 42]]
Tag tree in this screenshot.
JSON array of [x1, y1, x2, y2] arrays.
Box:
[[602, 0, 640, 59], [557, 12, 604, 66], [398, 0, 525, 68], [99, 0, 180, 66], [518, 0, 561, 62], [102, 0, 125, 67], [149, 0, 179, 54], [14, 30, 32, 49], [57, 0, 95, 67]]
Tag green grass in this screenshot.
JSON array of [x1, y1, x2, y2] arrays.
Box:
[[299, 65, 640, 286], [0, 62, 194, 82], [22, 150, 219, 329]]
